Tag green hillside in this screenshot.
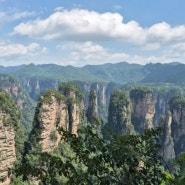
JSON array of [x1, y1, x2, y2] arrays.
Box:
[[0, 62, 145, 84], [1, 62, 185, 86], [142, 63, 185, 84]]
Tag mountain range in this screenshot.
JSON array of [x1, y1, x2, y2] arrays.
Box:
[[0, 62, 184, 85]]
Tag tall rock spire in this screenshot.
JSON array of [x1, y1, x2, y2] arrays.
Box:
[[108, 89, 134, 135], [130, 87, 155, 133], [86, 89, 98, 125]]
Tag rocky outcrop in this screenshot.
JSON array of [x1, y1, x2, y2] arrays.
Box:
[[38, 94, 68, 152], [169, 95, 185, 156], [0, 92, 22, 185], [0, 74, 35, 131], [154, 87, 184, 127], [34, 83, 84, 152], [21, 77, 59, 101], [0, 75, 23, 110], [78, 82, 121, 121], [66, 91, 84, 135], [108, 89, 134, 135], [0, 113, 16, 185], [80, 82, 107, 120], [159, 112, 175, 163], [86, 90, 98, 125], [130, 88, 155, 133]]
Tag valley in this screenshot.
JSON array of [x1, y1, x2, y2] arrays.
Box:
[[0, 62, 185, 184]]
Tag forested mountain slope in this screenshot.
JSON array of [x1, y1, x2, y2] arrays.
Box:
[[0, 62, 145, 84], [1, 62, 185, 85]]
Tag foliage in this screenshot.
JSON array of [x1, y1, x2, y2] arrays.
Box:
[[0, 91, 25, 160], [50, 131, 58, 141], [58, 81, 84, 103], [86, 89, 98, 125], [142, 63, 185, 84], [15, 123, 168, 185], [0, 74, 35, 131], [39, 89, 65, 104], [171, 153, 185, 184], [83, 62, 144, 84], [130, 86, 154, 100], [108, 89, 134, 135], [169, 95, 185, 109], [2, 62, 185, 88], [0, 91, 25, 185]]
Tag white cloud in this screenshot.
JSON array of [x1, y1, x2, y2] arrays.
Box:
[[57, 41, 130, 66], [54, 41, 185, 66], [13, 9, 145, 44], [142, 43, 161, 51], [0, 41, 180, 66], [147, 22, 185, 44], [0, 42, 46, 58], [13, 8, 185, 49], [0, 11, 36, 22], [162, 43, 185, 61]]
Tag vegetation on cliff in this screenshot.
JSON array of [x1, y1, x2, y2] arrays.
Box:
[[169, 95, 185, 109], [0, 91, 25, 185], [130, 86, 154, 100], [58, 81, 84, 103], [0, 75, 184, 184], [0, 91, 25, 160], [7, 82, 185, 184], [0, 74, 35, 131], [86, 89, 98, 125], [107, 89, 134, 135]]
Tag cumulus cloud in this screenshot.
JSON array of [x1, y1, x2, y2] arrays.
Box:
[[13, 8, 145, 44], [0, 42, 46, 58], [147, 22, 185, 44], [13, 8, 185, 49], [57, 41, 130, 66], [7, 8, 185, 66]]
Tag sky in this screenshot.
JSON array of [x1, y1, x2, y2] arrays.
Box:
[[0, 0, 185, 66]]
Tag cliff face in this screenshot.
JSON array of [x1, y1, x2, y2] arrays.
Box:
[[79, 82, 120, 120], [0, 113, 16, 185], [130, 88, 155, 133], [86, 90, 98, 125], [159, 113, 175, 163], [38, 95, 68, 152], [66, 91, 84, 135], [108, 89, 134, 135], [0, 75, 25, 109], [0, 75, 35, 131], [154, 88, 184, 127], [0, 92, 22, 185], [34, 83, 84, 152], [169, 96, 185, 156], [21, 77, 59, 101]]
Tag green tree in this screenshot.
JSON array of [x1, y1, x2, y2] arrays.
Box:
[[17, 123, 167, 185]]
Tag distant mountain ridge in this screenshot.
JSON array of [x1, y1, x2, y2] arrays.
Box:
[[0, 62, 185, 84]]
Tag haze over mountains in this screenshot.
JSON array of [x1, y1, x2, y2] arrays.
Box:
[[0, 61, 184, 85]]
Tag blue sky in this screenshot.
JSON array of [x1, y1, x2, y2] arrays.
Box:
[[0, 0, 185, 66]]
